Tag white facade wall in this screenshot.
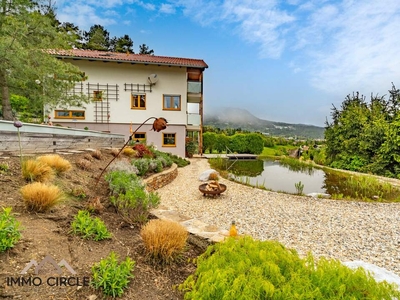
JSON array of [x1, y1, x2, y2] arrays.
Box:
[[49, 59, 190, 157]]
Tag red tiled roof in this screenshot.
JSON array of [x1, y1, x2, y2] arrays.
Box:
[[49, 49, 208, 69]]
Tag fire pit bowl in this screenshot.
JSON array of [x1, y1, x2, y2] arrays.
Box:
[[199, 183, 227, 197]]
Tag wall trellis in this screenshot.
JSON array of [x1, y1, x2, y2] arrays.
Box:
[[68, 82, 119, 123], [124, 83, 153, 93]]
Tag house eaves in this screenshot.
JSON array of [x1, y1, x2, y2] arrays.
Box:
[[49, 49, 208, 70]]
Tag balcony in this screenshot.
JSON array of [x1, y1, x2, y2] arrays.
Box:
[[187, 82, 202, 103], [187, 113, 201, 131]]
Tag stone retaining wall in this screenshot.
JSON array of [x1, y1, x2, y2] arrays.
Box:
[[143, 163, 178, 192]]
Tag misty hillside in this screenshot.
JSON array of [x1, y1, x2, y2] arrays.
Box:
[[204, 107, 324, 139]]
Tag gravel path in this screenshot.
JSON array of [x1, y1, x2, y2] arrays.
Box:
[[156, 158, 400, 275]]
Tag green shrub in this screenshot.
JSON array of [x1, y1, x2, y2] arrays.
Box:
[[105, 170, 143, 195], [151, 158, 163, 173], [0, 162, 9, 173], [229, 134, 247, 153], [71, 210, 112, 241], [131, 158, 150, 176], [330, 155, 368, 172], [154, 151, 173, 167], [108, 160, 139, 175], [91, 251, 135, 298], [185, 139, 198, 157], [110, 188, 160, 225], [179, 236, 400, 299], [203, 132, 218, 153], [214, 134, 229, 153], [245, 133, 264, 154], [170, 154, 190, 167], [0, 207, 22, 252]]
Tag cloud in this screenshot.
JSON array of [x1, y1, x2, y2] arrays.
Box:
[[304, 1, 400, 94], [57, 4, 117, 29], [171, 0, 295, 57], [56, 0, 153, 31], [160, 3, 176, 14], [174, 0, 400, 95]]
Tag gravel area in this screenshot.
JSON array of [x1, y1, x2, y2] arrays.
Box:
[[156, 158, 400, 275]]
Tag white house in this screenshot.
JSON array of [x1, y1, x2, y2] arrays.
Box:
[[48, 49, 208, 157]]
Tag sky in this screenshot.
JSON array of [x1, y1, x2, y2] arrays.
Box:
[[55, 0, 400, 127]]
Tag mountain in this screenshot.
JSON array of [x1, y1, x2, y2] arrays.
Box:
[[203, 107, 325, 139]]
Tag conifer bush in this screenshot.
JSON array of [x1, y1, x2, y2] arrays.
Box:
[[140, 219, 188, 263], [20, 182, 64, 212], [179, 236, 400, 299]]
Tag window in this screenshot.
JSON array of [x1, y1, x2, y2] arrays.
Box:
[[133, 133, 146, 143], [163, 95, 181, 110], [162, 133, 176, 147], [131, 94, 146, 109], [55, 110, 85, 119], [93, 90, 103, 101]]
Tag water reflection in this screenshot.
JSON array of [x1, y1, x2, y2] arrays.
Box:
[[222, 159, 326, 194], [212, 158, 400, 200]]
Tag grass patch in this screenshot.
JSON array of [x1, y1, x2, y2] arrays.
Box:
[[259, 145, 297, 158], [20, 182, 64, 212]]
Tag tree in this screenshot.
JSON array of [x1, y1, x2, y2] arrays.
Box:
[[139, 44, 154, 55], [0, 0, 89, 120], [83, 25, 110, 51], [325, 84, 400, 176], [110, 34, 134, 53], [60, 22, 84, 49]]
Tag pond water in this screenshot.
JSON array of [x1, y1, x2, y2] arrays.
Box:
[[225, 159, 326, 195], [212, 158, 400, 200]]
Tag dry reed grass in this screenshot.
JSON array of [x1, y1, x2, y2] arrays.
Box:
[[140, 219, 188, 263], [37, 155, 72, 174], [20, 182, 64, 212], [83, 153, 93, 161], [22, 159, 54, 182], [91, 150, 102, 160], [76, 159, 92, 171], [111, 148, 120, 157]]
